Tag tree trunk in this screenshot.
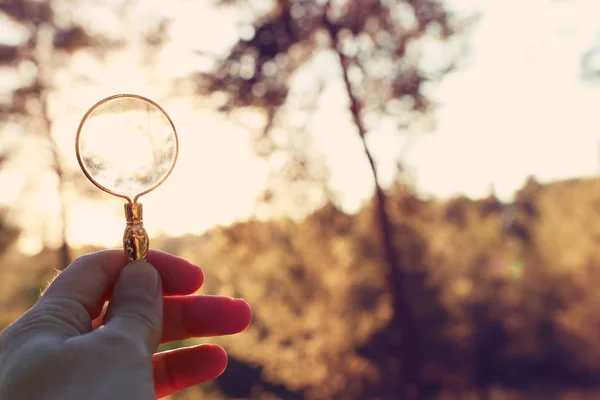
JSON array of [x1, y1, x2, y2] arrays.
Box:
[[40, 90, 72, 268], [34, 26, 72, 268], [323, 14, 423, 399]]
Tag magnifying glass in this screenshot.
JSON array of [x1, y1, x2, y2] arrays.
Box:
[[75, 94, 179, 262]]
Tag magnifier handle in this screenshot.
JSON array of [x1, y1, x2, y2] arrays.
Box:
[[123, 202, 149, 262]]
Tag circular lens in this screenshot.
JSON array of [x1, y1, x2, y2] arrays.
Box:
[[76, 94, 178, 201]]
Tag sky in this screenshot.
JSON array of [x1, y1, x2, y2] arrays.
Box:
[[2, 0, 600, 254], [408, 0, 600, 199]]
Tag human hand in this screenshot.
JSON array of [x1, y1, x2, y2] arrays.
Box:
[[0, 250, 252, 400]]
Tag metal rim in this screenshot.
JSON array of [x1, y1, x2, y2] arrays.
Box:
[[75, 93, 179, 203]]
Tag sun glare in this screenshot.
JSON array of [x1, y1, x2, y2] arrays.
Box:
[[3, 0, 600, 251], [77, 100, 177, 200]]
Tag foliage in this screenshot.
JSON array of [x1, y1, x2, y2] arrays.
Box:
[[198, 0, 464, 114], [167, 176, 600, 398], [4, 177, 600, 398], [185, 0, 469, 213]]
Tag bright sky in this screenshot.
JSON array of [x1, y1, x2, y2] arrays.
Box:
[[408, 0, 600, 200], [2, 0, 600, 254]]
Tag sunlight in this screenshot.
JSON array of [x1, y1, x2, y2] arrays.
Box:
[[64, 104, 269, 248], [4, 2, 600, 398], [77, 102, 176, 199], [66, 198, 124, 247], [80, 112, 154, 177], [3, 0, 600, 248], [16, 234, 44, 256]]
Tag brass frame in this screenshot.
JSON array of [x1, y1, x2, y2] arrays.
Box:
[[75, 93, 179, 203]]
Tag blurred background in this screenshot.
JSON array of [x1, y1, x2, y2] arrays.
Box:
[[2, 0, 600, 398]]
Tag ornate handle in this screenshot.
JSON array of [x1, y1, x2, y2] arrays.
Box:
[[123, 202, 149, 262]]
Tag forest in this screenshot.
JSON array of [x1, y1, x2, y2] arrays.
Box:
[[4, 177, 600, 399]]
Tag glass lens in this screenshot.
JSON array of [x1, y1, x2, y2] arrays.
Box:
[[77, 95, 177, 200]]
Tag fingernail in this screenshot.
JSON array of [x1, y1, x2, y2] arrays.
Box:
[[121, 261, 159, 297]]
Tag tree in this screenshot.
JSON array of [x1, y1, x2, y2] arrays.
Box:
[[0, 0, 166, 267], [1, 1, 97, 266], [0, 166, 19, 258], [189, 0, 468, 397]]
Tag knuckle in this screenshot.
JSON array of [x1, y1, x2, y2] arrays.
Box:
[[0, 325, 14, 353], [109, 308, 161, 332], [100, 329, 134, 347], [100, 329, 150, 356], [38, 298, 91, 334], [0, 310, 41, 348]]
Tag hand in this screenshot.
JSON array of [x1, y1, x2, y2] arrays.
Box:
[[0, 250, 252, 400]]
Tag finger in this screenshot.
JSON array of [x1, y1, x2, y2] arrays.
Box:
[[161, 295, 252, 343], [102, 261, 163, 353], [153, 344, 227, 399], [147, 250, 204, 295], [93, 296, 251, 342], [40, 249, 203, 325], [99, 251, 205, 302]]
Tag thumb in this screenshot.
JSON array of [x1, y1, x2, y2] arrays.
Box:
[[102, 261, 163, 354]]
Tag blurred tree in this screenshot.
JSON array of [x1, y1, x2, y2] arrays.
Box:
[[0, 211, 19, 257], [188, 0, 469, 397], [0, 0, 166, 267], [0, 151, 19, 254], [5, 174, 600, 398], [0, 0, 99, 266]]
